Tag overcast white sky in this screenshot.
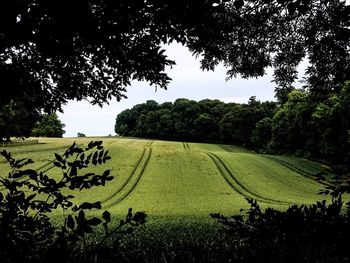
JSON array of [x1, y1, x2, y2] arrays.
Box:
[[58, 43, 305, 137]]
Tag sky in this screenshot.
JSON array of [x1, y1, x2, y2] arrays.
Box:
[[58, 43, 305, 137]]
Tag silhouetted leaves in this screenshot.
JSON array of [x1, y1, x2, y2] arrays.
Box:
[[0, 141, 146, 263]]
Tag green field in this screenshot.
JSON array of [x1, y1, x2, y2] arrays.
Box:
[[0, 137, 333, 220]]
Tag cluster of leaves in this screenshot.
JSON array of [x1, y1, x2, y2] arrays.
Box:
[[0, 0, 220, 112], [0, 141, 146, 263], [211, 192, 350, 262], [192, 0, 350, 103]]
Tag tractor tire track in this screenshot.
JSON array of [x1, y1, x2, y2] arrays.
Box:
[[0, 144, 83, 191], [219, 145, 233, 152], [34, 143, 85, 174], [101, 147, 148, 204], [263, 155, 330, 186], [103, 147, 152, 209], [183, 142, 190, 150], [207, 152, 293, 205], [144, 141, 153, 148]]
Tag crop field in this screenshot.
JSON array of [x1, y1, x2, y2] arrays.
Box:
[[1, 136, 341, 260], [0, 137, 334, 220]]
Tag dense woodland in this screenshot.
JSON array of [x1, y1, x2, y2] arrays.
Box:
[[116, 81, 350, 166]]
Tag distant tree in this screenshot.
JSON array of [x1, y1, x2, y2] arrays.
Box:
[[115, 98, 277, 145], [270, 90, 315, 154], [220, 105, 250, 145], [172, 99, 201, 139], [31, 113, 65, 138], [77, 132, 86, 137], [194, 113, 218, 141], [135, 111, 161, 138], [219, 97, 276, 147], [115, 109, 137, 136]]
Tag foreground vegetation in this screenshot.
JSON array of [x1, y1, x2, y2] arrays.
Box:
[[2, 137, 347, 262]]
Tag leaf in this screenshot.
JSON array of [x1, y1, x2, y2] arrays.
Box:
[[93, 201, 102, 209], [67, 215, 75, 230], [0, 150, 10, 161], [94, 141, 103, 147], [88, 141, 94, 149], [92, 151, 98, 161], [102, 170, 110, 178], [55, 153, 63, 162], [87, 217, 102, 226], [54, 161, 62, 168], [86, 152, 92, 160], [106, 176, 114, 182], [25, 169, 38, 179], [79, 202, 101, 210], [26, 194, 36, 202], [77, 210, 85, 224], [12, 171, 25, 179], [102, 211, 111, 223], [82, 224, 93, 233]]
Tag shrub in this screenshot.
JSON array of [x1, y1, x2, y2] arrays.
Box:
[[211, 190, 350, 263]]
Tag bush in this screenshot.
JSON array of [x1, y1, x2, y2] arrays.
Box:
[[211, 192, 350, 263]]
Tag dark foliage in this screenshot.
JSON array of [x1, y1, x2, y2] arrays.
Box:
[[0, 99, 41, 141], [0, 0, 220, 112], [1, 1, 349, 140], [211, 191, 350, 263], [0, 141, 146, 263], [191, 0, 350, 102], [115, 98, 277, 146]]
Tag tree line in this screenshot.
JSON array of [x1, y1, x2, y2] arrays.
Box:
[[115, 81, 350, 166]]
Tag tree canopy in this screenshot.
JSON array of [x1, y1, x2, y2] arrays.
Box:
[[1, 0, 349, 111], [0, 0, 221, 113], [191, 0, 350, 102], [0, 0, 349, 140], [115, 98, 277, 145]]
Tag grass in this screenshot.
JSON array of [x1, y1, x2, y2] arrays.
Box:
[[0, 136, 334, 217], [1, 137, 339, 261]]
